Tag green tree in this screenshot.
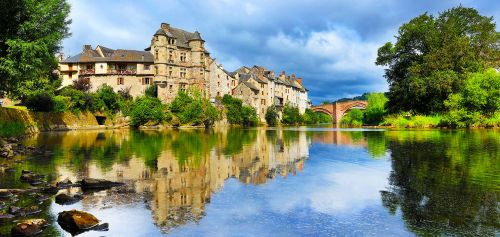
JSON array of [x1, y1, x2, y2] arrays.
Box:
[[340, 108, 364, 127], [302, 108, 319, 124], [0, 0, 71, 99], [130, 96, 165, 127], [282, 104, 302, 125], [365, 93, 388, 125], [376, 6, 500, 113], [265, 105, 279, 126]]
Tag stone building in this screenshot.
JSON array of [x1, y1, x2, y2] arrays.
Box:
[[58, 22, 310, 122]]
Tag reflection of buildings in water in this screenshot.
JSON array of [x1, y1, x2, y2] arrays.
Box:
[[311, 131, 367, 146], [56, 129, 311, 233]]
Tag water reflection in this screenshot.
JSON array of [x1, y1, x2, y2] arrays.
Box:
[[0, 128, 498, 236]]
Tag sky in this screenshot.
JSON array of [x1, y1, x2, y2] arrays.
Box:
[[61, 0, 499, 104]]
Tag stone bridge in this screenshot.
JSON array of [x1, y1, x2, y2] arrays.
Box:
[[311, 100, 368, 124]]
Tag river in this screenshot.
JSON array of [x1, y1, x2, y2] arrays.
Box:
[[0, 127, 499, 236]]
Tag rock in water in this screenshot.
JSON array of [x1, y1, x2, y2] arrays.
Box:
[[80, 178, 124, 190], [55, 193, 83, 205], [57, 210, 100, 234], [11, 219, 48, 236], [56, 178, 73, 188]]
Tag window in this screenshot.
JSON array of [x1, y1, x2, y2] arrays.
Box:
[[169, 84, 173, 91], [261, 84, 264, 88], [180, 83, 187, 92], [217, 82, 220, 87], [261, 91, 264, 95], [144, 64, 150, 70], [68, 72, 72, 79], [142, 78, 152, 85], [180, 68, 186, 78], [261, 99, 266, 105], [117, 77, 124, 85], [155, 50, 159, 60], [155, 36, 158, 42], [180, 52, 186, 62], [68, 63, 73, 70], [155, 66, 159, 75], [200, 68, 203, 75], [168, 67, 173, 76]]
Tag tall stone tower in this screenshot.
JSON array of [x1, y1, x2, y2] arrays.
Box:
[[149, 22, 210, 103]]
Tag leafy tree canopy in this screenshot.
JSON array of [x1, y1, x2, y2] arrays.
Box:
[[376, 6, 500, 113]]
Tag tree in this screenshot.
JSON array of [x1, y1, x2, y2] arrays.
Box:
[[365, 93, 388, 125], [265, 106, 279, 126], [282, 104, 302, 125], [302, 109, 319, 124], [376, 6, 500, 113], [340, 108, 364, 127], [0, 0, 71, 99], [130, 96, 165, 127]]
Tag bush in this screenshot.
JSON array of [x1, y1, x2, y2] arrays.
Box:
[[317, 113, 333, 123], [282, 104, 302, 125], [130, 96, 166, 127], [59, 87, 89, 111], [170, 91, 220, 126], [52, 95, 71, 112], [302, 109, 319, 124], [365, 93, 388, 125], [221, 95, 258, 126], [241, 105, 259, 126], [72, 77, 92, 92], [25, 92, 54, 112], [265, 106, 279, 126], [145, 85, 158, 98], [340, 108, 364, 127]]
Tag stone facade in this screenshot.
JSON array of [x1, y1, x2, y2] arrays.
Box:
[[58, 22, 310, 123]]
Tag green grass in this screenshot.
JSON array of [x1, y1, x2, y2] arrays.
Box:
[[0, 121, 26, 137], [3, 105, 28, 111], [381, 114, 443, 128]]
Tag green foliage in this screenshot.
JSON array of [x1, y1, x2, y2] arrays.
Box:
[[24, 92, 55, 112], [302, 109, 319, 124], [282, 104, 302, 125], [381, 113, 443, 128], [365, 93, 388, 125], [52, 95, 71, 112], [0, 121, 26, 137], [94, 85, 120, 113], [130, 96, 165, 127], [221, 94, 258, 126], [59, 87, 88, 112], [169, 91, 220, 126], [442, 69, 500, 127], [145, 85, 157, 98], [0, 0, 71, 98], [376, 6, 500, 114], [265, 105, 279, 126], [340, 108, 364, 127], [317, 112, 333, 123]]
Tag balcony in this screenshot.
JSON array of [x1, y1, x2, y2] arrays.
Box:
[[79, 69, 95, 75], [107, 69, 137, 75]]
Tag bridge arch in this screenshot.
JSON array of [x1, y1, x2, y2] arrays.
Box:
[[311, 100, 368, 124]]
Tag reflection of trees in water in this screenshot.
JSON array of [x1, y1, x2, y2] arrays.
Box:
[[380, 131, 500, 236]]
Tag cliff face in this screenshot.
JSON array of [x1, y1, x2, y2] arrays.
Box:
[[0, 107, 102, 134]]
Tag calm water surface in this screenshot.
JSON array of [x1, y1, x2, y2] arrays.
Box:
[[0, 128, 499, 236]]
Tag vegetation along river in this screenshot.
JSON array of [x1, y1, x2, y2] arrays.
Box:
[[0, 127, 499, 236]]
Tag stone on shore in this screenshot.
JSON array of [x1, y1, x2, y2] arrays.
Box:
[[55, 193, 83, 205], [57, 210, 100, 233], [11, 219, 48, 236], [80, 178, 124, 190]]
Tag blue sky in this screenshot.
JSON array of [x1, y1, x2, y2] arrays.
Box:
[[62, 0, 499, 104]]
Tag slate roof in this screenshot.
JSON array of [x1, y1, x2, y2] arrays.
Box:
[[61, 46, 154, 63], [241, 81, 260, 91], [154, 26, 205, 48]]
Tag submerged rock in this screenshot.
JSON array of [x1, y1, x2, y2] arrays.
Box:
[[56, 178, 73, 188], [55, 193, 83, 205], [11, 219, 48, 236], [80, 178, 124, 190], [41, 186, 59, 195], [9, 205, 41, 216], [57, 210, 101, 234], [20, 171, 45, 183]]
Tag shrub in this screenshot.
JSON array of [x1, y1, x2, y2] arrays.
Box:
[[365, 93, 388, 125], [340, 108, 364, 127], [265, 106, 279, 126], [222, 95, 243, 124], [169, 91, 220, 126], [282, 104, 302, 125], [118, 87, 132, 100], [130, 96, 166, 127], [302, 109, 319, 124], [241, 105, 259, 126], [72, 77, 92, 92], [145, 85, 158, 98], [52, 95, 71, 112], [59, 87, 88, 111], [25, 92, 54, 112], [96, 85, 120, 112], [317, 113, 333, 123]]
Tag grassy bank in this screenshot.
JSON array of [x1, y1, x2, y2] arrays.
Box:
[[379, 113, 500, 128], [0, 121, 26, 137]]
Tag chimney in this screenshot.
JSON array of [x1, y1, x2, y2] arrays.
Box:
[[219, 64, 224, 70], [292, 73, 296, 80], [297, 77, 302, 85], [83, 45, 92, 51], [161, 23, 170, 30]]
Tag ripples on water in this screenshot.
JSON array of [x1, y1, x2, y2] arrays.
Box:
[[0, 128, 498, 236]]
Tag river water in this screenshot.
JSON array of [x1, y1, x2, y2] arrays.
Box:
[[0, 128, 498, 236]]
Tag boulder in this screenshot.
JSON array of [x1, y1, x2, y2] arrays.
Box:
[[80, 178, 124, 190], [57, 210, 99, 234], [11, 219, 48, 236], [56, 178, 73, 188], [41, 186, 59, 195], [55, 193, 83, 205]]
